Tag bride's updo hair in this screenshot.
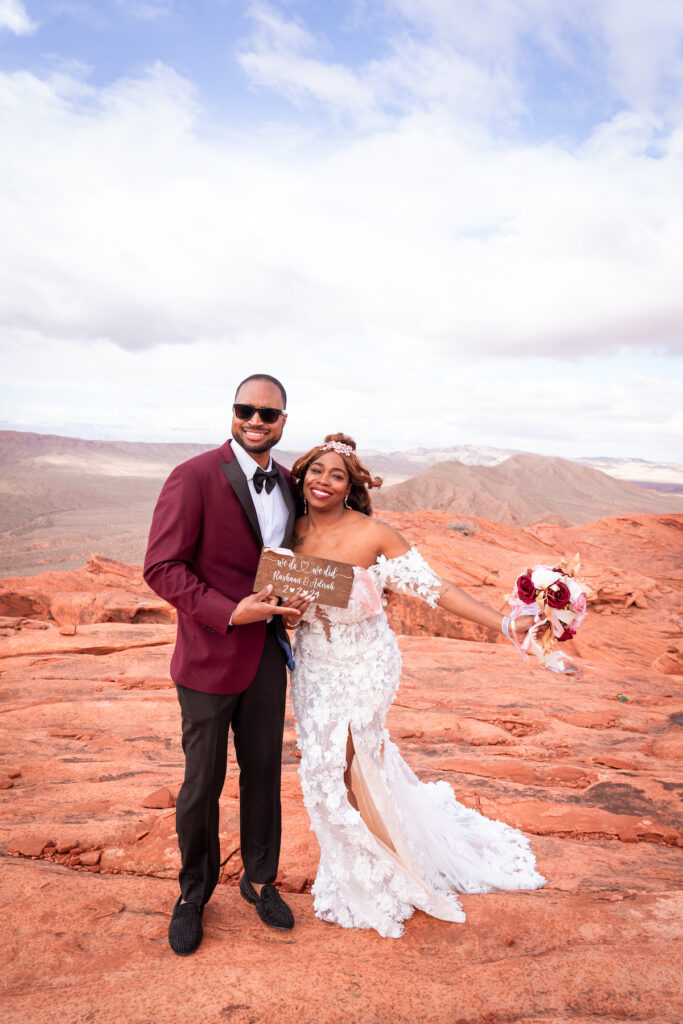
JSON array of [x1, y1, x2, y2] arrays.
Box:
[[291, 433, 383, 517]]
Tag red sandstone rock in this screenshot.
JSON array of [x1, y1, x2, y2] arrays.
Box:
[[279, 873, 309, 893], [86, 894, 124, 919], [87, 554, 143, 580], [648, 734, 683, 760], [0, 621, 176, 659], [593, 755, 642, 771], [101, 811, 181, 878], [0, 556, 175, 626], [3, 857, 681, 1024], [0, 511, 681, 1023], [79, 850, 102, 866], [141, 787, 176, 809], [9, 837, 51, 858], [0, 616, 49, 631], [652, 637, 683, 674]]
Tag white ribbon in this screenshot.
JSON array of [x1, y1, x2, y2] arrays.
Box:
[[506, 606, 573, 674]]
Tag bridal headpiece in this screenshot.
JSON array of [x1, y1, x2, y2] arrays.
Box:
[[319, 440, 354, 457]]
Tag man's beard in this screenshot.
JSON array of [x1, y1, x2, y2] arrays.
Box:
[[233, 431, 278, 454]]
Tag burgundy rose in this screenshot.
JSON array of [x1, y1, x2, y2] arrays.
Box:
[[516, 574, 537, 604], [547, 580, 571, 608], [557, 627, 576, 643]]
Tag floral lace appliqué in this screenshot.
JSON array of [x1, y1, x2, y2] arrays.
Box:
[[372, 547, 443, 608], [290, 546, 545, 938]]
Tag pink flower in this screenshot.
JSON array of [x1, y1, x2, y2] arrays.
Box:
[[547, 580, 571, 609], [515, 574, 537, 604], [570, 592, 586, 615]]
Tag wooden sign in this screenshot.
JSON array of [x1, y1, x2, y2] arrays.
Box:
[[253, 547, 354, 608]]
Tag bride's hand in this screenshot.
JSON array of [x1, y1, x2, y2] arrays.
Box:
[[281, 591, 315, 628], [509, 614, 536, 639]]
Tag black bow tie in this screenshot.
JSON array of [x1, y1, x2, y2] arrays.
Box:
[[252, 466, 279, 494]]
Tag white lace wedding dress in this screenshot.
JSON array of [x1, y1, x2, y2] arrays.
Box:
[[290, 548, 546, 938]]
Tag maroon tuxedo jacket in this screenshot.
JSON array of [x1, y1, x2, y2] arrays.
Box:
[[143, 439, 296, 695]]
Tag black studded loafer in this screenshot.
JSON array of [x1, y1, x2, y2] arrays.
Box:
[[239, 875, 294, 930], [168, 896, 203, 955]]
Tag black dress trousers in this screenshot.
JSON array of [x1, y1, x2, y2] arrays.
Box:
[[174, 622, 287, 908]]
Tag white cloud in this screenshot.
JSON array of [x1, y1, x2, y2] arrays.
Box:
[[1, 2, 683, 459], [385, 0, 683, 114], [238, 2, 524, 125], [237, 2, 379, 118], [0, 0, 37, 34], [598, 0, 683, 112], [1, 60, 681, 362], [386, 0, 553, 58]]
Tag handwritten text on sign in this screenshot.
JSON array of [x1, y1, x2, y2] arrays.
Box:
[[253, 547, 354, 608]]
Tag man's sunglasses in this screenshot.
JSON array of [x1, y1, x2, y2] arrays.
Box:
[[233, 403, 284, 425]]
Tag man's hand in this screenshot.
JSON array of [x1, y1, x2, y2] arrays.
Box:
[[231, 585, 293, 627]]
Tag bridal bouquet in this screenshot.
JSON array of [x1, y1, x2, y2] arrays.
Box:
[[506, 555, 587, 673]]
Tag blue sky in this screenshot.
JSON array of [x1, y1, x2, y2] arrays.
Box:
[[0, 2, 616, 137], [1, 0, 682, 460]]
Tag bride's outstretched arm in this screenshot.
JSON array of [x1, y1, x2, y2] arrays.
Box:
[[438, 580, 533, 635], [373, 519, 534, 637]]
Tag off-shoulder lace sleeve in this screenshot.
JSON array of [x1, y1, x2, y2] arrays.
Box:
[[371, 547, 442, 608]]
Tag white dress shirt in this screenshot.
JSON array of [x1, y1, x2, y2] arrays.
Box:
[[229, 439, 290, 548]]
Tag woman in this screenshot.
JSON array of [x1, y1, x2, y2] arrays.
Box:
[[286, 434, 546, 938]]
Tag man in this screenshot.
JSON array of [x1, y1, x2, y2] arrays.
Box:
[[144, 373, 309, 956]]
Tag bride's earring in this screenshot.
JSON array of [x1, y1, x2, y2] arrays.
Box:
[[344, 491, 350, 509], [303, 497, 309, 515]]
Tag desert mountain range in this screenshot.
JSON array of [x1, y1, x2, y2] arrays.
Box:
[[373, 452, 683, 525], [1, 429, 682, 576], [360, 443, 683, 491]]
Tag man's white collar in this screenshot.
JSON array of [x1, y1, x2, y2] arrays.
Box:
[[230, 438, 273, 480]]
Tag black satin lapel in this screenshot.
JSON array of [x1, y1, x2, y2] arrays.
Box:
[[220, 460, 263, 547], [276, 465, 296, 545]]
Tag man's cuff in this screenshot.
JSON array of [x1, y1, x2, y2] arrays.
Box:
[[197, 590, 237, 635]]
